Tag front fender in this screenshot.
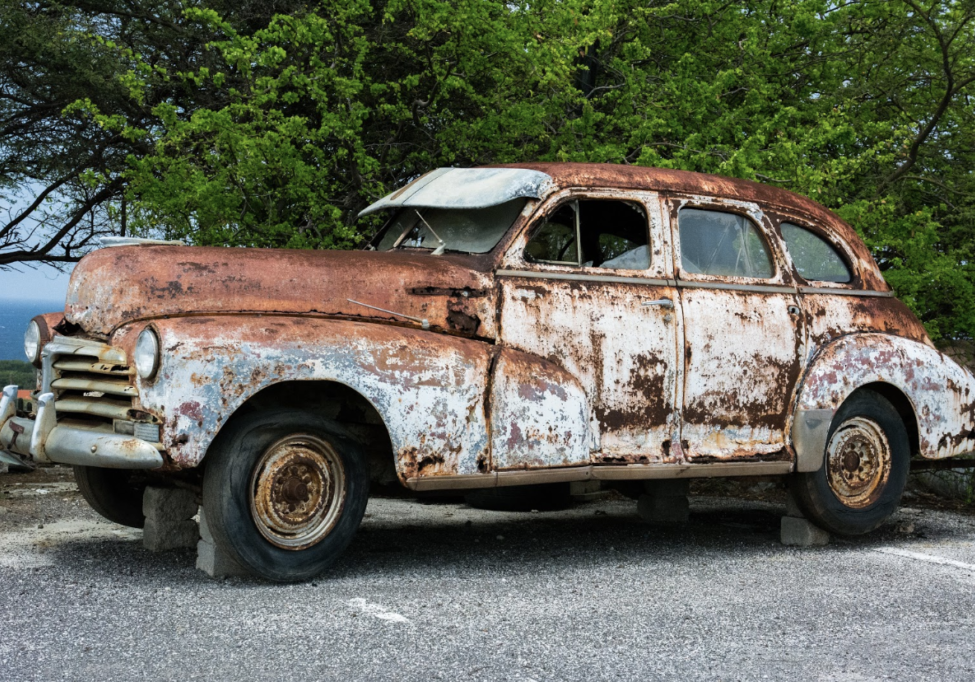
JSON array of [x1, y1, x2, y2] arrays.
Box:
[[794, 333, 975, 468], [129, 317, 493, 480]]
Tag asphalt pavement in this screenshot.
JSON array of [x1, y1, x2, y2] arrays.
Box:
[[2, 467, 974, 681]]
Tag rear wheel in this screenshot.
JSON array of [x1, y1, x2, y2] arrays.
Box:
[[202, 408, 369, 582], [73, 466, 147, 528], [791, 391, 909, 536]]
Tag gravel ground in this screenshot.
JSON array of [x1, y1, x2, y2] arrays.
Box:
[[2, 467, 975, 681]]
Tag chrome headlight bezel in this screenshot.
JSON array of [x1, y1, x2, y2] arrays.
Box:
[[24, 320, 41, 366], [134, 328, 160, 380]]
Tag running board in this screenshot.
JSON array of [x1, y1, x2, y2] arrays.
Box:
[[405, 461, 794, 491]]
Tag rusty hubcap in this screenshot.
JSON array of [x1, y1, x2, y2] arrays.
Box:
[[249, 435, 345, 550], [826, 417, 891, 509]]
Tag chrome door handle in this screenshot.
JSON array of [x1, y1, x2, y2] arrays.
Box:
[[642, 298, 674, 309]]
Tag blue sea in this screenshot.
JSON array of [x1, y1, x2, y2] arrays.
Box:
[[0, 299, 64, 361]]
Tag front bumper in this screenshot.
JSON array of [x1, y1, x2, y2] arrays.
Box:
[[0, 387, 163, 469], [0, 393, 162, 470], [0, 336, 166, 470]]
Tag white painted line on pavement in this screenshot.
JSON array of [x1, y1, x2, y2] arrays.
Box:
[[873, 546, 975, 572], [348, 598, 411, 624]]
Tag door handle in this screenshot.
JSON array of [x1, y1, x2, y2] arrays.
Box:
[[642, 298, 674, 309]]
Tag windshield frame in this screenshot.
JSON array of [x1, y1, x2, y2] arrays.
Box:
[[366, 199, 531, 256]]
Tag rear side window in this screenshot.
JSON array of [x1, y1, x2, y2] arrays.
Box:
[[678, 208, 773, 279], [781, 223, 852, 283]]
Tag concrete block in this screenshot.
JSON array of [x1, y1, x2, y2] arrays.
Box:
[[644, 479, 690, 497], [569, 480, 601, 496], [196, 508, 249, 578], [142, 487, 199, 552], [569, 480, 608, 502], [198, 506, 216, 544], [781, 516, 829, 547], [785, 494, 804, 519], [637, 492, 690, 526], [197, 540, 251, 578]]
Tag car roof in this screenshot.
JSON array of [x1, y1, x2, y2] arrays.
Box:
[[494, 162, 887, 291]]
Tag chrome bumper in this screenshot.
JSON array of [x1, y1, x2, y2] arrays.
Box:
[[0, 386, 164, 469]]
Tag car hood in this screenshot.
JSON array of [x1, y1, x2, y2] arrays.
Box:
[[65, 246, 497, 339]]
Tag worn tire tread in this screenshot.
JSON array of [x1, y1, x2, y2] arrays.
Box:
[[201, 408, 369, 582], [791, 390, 909, 536]]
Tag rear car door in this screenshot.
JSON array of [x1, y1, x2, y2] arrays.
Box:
[[669, 198, 806, 462]]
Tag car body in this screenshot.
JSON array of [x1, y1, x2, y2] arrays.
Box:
[[4, 163, 974, 580]]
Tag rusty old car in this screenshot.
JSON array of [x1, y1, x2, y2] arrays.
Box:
[[4, 163, 975, 581]]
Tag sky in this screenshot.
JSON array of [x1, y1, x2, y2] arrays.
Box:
[[1, 184, 77, 304], [0, 263, 72, 304]]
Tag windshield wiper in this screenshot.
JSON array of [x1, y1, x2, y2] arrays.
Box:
[[414, 209, 447, 256]]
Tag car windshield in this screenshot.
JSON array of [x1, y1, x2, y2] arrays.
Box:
[[374, 199, 527, 254]]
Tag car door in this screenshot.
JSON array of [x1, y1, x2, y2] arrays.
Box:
[[495, 189, 682, 467], [669, 198, 806, 462]]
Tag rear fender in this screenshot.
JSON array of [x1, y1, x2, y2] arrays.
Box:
[[793, 333, 975, 470]]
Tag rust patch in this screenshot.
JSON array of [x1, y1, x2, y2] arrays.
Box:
[[445, 301, 481, 335], [65, 247, 499, 339], [409, 286, 488, 298]]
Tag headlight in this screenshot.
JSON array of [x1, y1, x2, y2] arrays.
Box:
[[24, 320, 41, 365], [134, 328, 160, 380]]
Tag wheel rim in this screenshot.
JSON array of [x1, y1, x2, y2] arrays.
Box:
[[249, 435, 346, 550], [826, 417, 891, 509]]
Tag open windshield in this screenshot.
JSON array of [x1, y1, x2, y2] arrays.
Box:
[[374, 199, 527, 254]]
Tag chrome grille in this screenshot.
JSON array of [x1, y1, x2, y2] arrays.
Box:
[[41, 337, 138, 432]]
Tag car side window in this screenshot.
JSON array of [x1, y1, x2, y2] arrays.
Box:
[[678, 208, 773, 279], [525, 199, 650, 270], [524, 203, 579, 264], [780, 222, 852, 283]]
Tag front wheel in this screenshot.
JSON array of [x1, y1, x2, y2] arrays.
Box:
[[791, 390, 909, 536], [74, 466, 147, 528], [202, 409, 369, 582]]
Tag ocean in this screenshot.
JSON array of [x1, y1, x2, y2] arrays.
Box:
[[0, 299, 64, 361]]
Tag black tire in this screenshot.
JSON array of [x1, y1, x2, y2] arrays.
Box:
[[202, 408, 369, 582], [791, 390, 909, 536], [73, 466, 147, 528], [465, 483, 572, 512]]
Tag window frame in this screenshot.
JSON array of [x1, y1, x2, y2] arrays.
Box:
[[764, 208, 863, 290], [507, 189, 662, 276], [669, 198, 789, 286], [524, 198, 583, 266], [367, 199, 533, 256]]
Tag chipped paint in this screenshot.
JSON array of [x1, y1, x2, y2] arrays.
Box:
[[797, 333, 975, 459], [65, 247, 499, 340], [678, 287, 804, 460], [498, 188, 680, 464], [9, 162, 975, 489], [132, 317, 493, 482], [489, 348, 590, 469]]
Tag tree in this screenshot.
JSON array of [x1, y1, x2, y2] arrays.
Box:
[[4, 1, 975, 341], [0, 0, 303, 269]]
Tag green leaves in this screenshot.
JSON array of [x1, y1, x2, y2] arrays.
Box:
[[106, 0, 975, 340]]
